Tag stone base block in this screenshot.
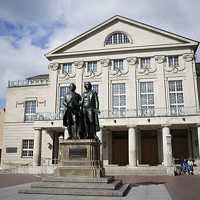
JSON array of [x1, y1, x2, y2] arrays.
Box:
[[55, 166, 105, 177]]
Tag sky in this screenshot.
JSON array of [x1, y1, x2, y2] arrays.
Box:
[[0, 0, 200, 109]]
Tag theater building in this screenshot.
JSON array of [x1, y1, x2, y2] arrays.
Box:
[[2, 15, 200, 174]]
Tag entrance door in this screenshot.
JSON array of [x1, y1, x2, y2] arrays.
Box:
[[112, 132, 128, 165], [141, 132, 158, 165], [172, 130, 189, 159]]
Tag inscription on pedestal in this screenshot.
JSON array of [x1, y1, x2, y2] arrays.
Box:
[[69, 148, 87, 158]]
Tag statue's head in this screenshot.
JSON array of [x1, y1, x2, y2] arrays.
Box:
[[84, 82, 92, 90], [69, 83, 76, 92]]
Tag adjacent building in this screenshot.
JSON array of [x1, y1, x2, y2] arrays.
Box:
[[2, 16, 200, 172], [0, 108, 5, 165]]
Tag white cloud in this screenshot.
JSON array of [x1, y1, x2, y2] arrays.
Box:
[[0, 0, 200, 108]]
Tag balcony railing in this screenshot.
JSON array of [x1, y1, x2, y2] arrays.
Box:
[[34, 107, 200, 121], [8, 79, 48, 88]]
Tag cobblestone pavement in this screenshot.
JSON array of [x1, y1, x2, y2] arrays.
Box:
[[0, 174, 199, 200]]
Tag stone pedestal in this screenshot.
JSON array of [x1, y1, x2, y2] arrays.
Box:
[[19, 139, 129, 197], [55, 139, 105, 177]]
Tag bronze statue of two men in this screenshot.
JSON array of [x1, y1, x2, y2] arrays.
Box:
[[63, 82, 100, 140]]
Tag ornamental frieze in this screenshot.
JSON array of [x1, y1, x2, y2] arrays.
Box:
[[126, 57, 137, 65], [73, 60, 85, 69], [100, 59, 110, 67], [48, 62, 59, 71], [183, 53, 194, 62], [155, 55, 166, 64]]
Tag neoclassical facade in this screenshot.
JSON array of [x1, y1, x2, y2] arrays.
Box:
[[2, 16, 200, 173]]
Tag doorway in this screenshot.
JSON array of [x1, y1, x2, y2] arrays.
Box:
[[112, 132, 128, 165], [141, 131, 158, 165], [172, 129, 189, 159]]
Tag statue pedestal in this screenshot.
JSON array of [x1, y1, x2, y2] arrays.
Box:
[[18, 139, 130, 196], [55, 139, 105, 177]]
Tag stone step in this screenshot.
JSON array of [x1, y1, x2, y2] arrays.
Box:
[[105, 167, 167, 176], [42, 176, 113, 183], [31, 180, 122, 190], [19, 184, 130, 197]]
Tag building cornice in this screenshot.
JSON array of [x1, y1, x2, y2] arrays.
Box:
[[46, 43, 196, 60]]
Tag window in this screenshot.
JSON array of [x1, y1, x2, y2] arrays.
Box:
[[169, 80, 184, 115], [24, 101, 36, 121], [112, 83, 126, 117], [63, 63, 72, 74], [92, 84, 99, 94], [140, 82, 154, 116], [87, 61, 97, 72], [113, 59, 123, 71], [141, 58, 151, 69], [60, 87, 70, 118], [168, 56, 179, 67], [106, 33, 130, 45], [22, 139, 34, 157]]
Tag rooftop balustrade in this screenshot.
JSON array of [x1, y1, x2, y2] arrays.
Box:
[[8, 79, 49, 88]]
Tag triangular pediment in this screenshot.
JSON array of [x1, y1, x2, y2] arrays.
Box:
[[45, 15, 198, 58]]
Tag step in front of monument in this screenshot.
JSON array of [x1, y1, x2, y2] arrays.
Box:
[[42, 176, 113, 183], [19, 183, 130, 197], [31, 180, 122, 190], [18, 177, 130, 197]]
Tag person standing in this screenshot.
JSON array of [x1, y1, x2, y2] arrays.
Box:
[[81, 82, 100, 139], [63, 83, 82, 139]]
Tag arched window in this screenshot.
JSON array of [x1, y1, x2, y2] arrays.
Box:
[[105, 32, 130, 45]]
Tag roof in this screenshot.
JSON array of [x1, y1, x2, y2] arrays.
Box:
[[26, 74, 49, 80], [45, 15, 199, 58]]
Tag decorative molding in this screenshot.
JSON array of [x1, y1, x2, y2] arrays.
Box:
[[110, 68, 129, 77], [59, 73, 76, 80], [183, 53, 194, 62], [155, 55, 166, 64], [38, 100, 46, 107], [110, 59, 129, 77], [84, 71, 102, 79], [137, 65, 157, 75], [165, 65, 185, 73], [16, 101, 24, 108], [100, 59, 110, 67], [126, 57, 137, 65], [74, 60, 85, 69], [83, 61, 102, 79], [48, 62, 59, 71]]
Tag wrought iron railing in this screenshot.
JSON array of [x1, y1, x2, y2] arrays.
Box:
[[8, 79, 48, 88], [34, 107, 200, 121]]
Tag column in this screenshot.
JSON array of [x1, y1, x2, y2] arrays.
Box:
[[33, 128, 42, 166], [97, 127, 103, 162], [197, 125, 200, 158], [102, 129, 110, 165], [162, 125, 173, 166], [187, 128, 193, 158], [128, 126, 137, 167]]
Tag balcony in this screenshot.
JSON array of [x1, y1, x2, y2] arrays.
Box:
[[34, 107, 200, 121], [8, 79, 48, 88]]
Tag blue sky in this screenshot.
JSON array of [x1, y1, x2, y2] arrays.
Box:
[[0, 0, 200, 109]]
